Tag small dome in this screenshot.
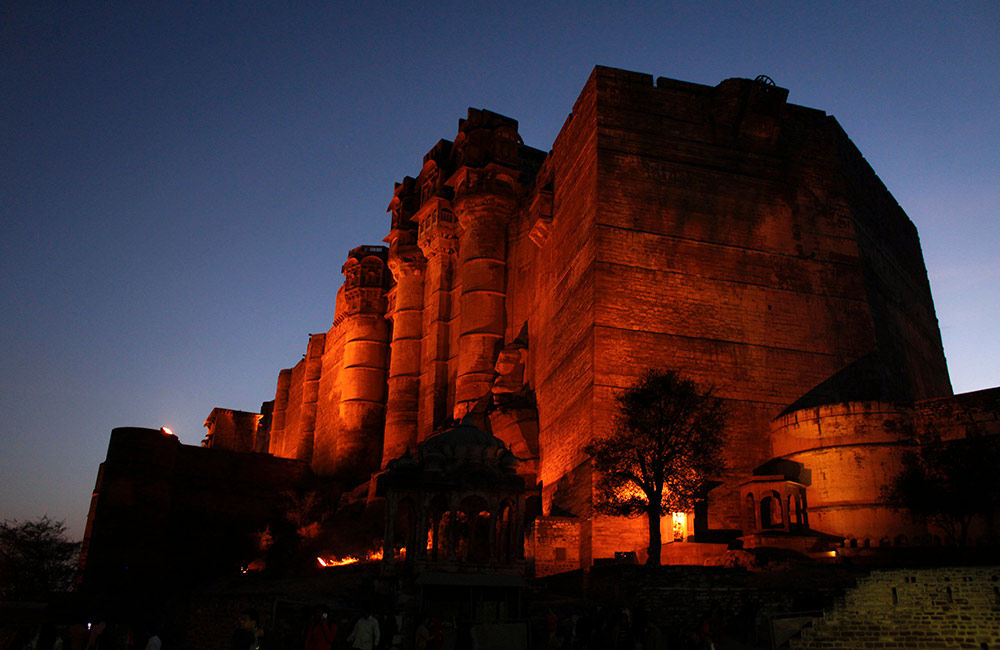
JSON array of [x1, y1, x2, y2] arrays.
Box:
[[418, 420, 508, 462], [376, 419, 525, 498]]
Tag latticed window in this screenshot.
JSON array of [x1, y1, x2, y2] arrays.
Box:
[[361, 259, 383, 287]]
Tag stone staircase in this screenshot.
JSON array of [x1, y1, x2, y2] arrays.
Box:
[[790, 566, 1000, 650]]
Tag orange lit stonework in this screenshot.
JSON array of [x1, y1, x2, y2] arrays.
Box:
[[214, 68, 993, 571]]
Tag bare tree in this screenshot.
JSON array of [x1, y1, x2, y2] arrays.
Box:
[[0, 516, 79, 599], [584, 369, 728, 566]]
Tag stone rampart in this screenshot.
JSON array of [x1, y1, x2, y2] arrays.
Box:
[[770, 401, 924, 542]]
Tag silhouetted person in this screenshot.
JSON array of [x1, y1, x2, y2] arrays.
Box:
[[376, 613, 396, 650], [413, 616, 430, 650], [573, 612, 593, 650], [346, 607, 379, 650], [232, 610, 262, 650], [545, 609, 558, 648], [51, 626, 70, 650], [7, 626, 38, 650], [639, 618, 663, 650], [85, 621, 106, 650], [428, 617, 443, 650], [454, 621, 477, 650], [143, 627, 161, 650], [305, 607, 336, 650]]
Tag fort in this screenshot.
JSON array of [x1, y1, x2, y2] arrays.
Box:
[[83, 66, 999, 585]]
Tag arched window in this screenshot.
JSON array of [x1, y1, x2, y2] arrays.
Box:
[[426, 495, 449, 561], [458, 495, 490, 563], [420, 163, 439, 204], [393, 498, 415, 562], [360, 257, 383, 288], [760, 491, 783, 529], [343, 259, 360, 290]]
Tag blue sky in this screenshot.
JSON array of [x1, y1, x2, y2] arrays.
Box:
[[2, 2, 998, 539]]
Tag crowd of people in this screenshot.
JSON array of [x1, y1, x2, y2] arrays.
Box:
[[2, 598, 765, 650], [0, 619, 160, 650], [537, 601, 767, 650]]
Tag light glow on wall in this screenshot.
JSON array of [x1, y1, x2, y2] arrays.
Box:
[[672, 512, 687, 541]]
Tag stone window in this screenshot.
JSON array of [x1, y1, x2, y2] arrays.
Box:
[[361, 258, 383, 287]]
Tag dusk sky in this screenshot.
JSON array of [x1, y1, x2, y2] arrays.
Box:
[[3, 2, 998, 540]]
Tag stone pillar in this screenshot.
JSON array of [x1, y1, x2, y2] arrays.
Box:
[[382, 495, 396, 569], [515, 495, 526, 560], [447, 506, 459, 561], [415, 198, 458, 441], [488, 509, 498, 563], [296, 333, 324, 462], [430, 511, 442, 561], [449, 165, 518, 422], [382, 238, 426, 466], [268, 368, 292, 457], [415, 503, 429, 560]]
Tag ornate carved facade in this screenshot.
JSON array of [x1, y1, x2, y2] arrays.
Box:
[[376, 421, 526, 573]]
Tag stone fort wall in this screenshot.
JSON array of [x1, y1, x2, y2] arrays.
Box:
[[81, 427, 313, 590], [258, 66, 955, 564]]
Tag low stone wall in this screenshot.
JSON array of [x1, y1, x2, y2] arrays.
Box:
[[581, 564, 862, 638], [527, 516, 582, 578], [791, 566, 1000, 649]]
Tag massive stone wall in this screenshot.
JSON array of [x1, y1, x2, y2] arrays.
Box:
[[202, 407, 262, 452], [584, 68, 949, 536], [260, 66, 956, 565], [526, 72, 600, 515], [915, 386, 1000, 441]]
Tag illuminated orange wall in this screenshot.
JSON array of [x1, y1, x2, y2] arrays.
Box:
[[771, 401, 924, 543], [382, 219, 425, 465], [269, 248, 390, 483], [771, 390, 1000, 545], [525, 72, 600, 516], [531, 69, 950, 547], [261, 66, 956, 565], [312, 299, 346, 476], [202, 408, 262, 453]]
